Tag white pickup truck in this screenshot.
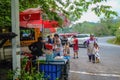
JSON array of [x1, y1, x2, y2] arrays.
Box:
[[68, 34, 90, 47]]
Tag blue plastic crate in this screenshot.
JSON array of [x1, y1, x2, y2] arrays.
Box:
[[39, 64, 62, 80]]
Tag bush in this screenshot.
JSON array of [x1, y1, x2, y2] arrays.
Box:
[[115, 29, 120, 41], [7, 57, 44, 80]]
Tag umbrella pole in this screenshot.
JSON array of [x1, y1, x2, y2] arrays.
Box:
[[41, 16, 45, 52]]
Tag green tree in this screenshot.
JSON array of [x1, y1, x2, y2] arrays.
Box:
[[100, 17, 119, 35], [71, 20, 116, 36], [0, 0, 11, 28], [0, 0, 118, 29], [114, 18, 120, 44]]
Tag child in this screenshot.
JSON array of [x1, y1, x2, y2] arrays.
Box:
[[73, 35, 79, 59], [63, 42, 70, 56], [94, 42, 100, 63], [45, 43, 54, 61]]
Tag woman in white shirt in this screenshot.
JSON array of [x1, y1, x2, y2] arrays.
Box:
[[53, 34, 63, 57]]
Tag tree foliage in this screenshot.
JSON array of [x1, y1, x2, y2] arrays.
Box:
[[100, 17, 118, 35], [0, 0, 11, 28], [72, 17, 120, 37], [0, 0, 118, 28], [114, 18, 120, 42]]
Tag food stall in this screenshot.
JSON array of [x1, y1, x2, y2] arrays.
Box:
[[23, 43, 70, 80], [19, 8, 70, 80]]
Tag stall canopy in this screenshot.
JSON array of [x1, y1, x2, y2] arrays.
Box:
[[20, 8, 42, 21], [20, 8, 59, 29], [20, 20, 58, 29]]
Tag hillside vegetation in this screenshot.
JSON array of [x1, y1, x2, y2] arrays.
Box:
[[72, 17, 120, 44]]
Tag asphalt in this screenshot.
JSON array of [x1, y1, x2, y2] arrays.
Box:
[[0, 37, 120, 80], [69, 37, 120, 80]]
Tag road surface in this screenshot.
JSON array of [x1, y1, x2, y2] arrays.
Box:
[[0, 37, 120, 80], [69, 37, 120, 80]]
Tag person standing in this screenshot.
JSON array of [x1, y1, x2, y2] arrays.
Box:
[[94, 42, 100, 63], [53, 34, 63, 57], [73, 35, 79, 59], [61, 35, 68, 46], [28, 37, 46, 57], [47, 35, 53, 44], [63, 41, 70, 56], [86, 34, 97, 63]]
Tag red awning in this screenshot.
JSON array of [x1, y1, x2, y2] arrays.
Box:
[[20, 8, 42, 21], [20, 8, 59, 29], [20, 20, 58, 28], [21, 8, 41, 14]]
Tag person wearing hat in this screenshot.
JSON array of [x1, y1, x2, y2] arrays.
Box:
[[73, 35, 79, 59]]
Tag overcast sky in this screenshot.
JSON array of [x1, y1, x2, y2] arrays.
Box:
[[76, 0, 120, 23]]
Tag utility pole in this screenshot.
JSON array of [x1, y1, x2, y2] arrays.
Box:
[[11, 0, 21, 79]]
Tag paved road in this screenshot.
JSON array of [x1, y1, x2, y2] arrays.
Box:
[[69, 37, 120, 80], [1, 37, 120, 80]]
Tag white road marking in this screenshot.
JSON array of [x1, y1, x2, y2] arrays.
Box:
[[70, 70, 120, 78]]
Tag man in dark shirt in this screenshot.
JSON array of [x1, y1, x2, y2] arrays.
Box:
[[61, 35, 68, 46], [47, 35, 53, 44], [29, 37, 45, 57]]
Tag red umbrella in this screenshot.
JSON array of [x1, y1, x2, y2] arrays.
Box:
[[43, 20, 58, 28], [49, 28, 56, 33]]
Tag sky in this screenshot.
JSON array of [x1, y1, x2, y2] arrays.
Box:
[[75, 0, 120, 23]]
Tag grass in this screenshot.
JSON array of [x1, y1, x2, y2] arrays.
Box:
[[107, 38, 120, 45]]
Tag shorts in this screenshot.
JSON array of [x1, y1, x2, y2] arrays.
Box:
[[73, 49, 78, 52]]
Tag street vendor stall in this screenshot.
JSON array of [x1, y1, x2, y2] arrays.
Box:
[[19, 8, 70, 80], [25, 43, 70, 80]]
